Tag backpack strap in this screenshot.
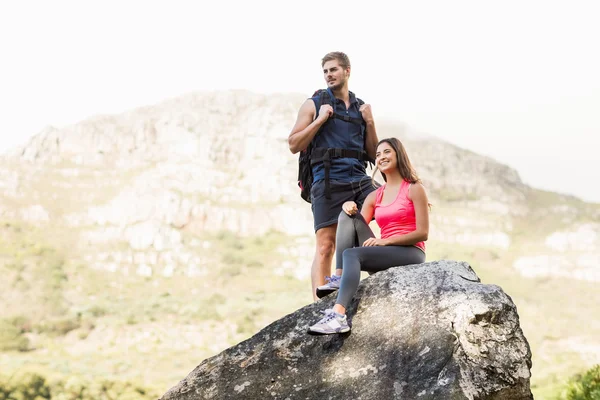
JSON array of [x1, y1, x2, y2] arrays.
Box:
[[355, 96, 375, 165], [314, 89, 363, 125], [332, 113, 363, 125], [310, 148, 369, 164], [312, 89, 330, 120], [319, 89, 332, 108]]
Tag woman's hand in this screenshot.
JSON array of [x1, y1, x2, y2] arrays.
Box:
[[362, 238, 388, 247], [342, 201, 358, 216]]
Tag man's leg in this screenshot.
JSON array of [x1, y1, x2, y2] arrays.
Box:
[[310, 179, 354, 301], [311, 224, 336, 301]]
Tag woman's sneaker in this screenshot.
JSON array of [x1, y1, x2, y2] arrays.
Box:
[[307, 309, 350, 335], [316, 275, 341, 298]]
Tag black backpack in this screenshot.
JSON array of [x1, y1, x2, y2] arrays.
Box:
[[297, 89, 373, 203]]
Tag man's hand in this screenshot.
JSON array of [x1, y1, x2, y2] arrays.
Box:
[[342, 201, 358, 216], [317, 104, 334, 122], [359, 104, 374, 124], [362, 237, 388, 247]]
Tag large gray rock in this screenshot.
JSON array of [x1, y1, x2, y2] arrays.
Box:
[[161, 260, 532, 400]]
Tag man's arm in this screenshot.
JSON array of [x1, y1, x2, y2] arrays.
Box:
[[288, 99, 332, 154], [360, 104, 379, 160]]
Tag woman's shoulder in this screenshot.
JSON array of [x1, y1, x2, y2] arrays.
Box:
[[367, 184, 385, 204], [407, 180, 424, 188], [370, 183, 384, 195], [407, 181, 427, 200], [369, 185, 383, 199]]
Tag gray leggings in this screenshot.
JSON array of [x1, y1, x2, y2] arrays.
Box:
[[335, 211, 426, 308]]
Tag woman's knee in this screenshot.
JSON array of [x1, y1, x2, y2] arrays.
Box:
[[353, 212, 367, 225], [342, 247, 361, 261], [337, 210, 353, 225]]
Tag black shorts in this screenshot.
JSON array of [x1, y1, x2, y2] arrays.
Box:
[[311, 177, 378, 232]]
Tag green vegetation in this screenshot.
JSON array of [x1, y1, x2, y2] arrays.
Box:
[[1, 182, 599, 398], [0, 318, 29, 352], [513, 188, 599, 242], [0, 371, 160, 400], [0, 222, 311, 395], [558, 365, 600, 400]]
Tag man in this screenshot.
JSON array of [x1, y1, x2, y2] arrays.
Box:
[[288, 51, 379, 301]]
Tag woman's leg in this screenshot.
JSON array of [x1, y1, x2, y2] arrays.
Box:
[[309, 245, 425, 335], [334, 212, 375, 272], [335, 246, 426, 310], [316, 212, 376, 298]]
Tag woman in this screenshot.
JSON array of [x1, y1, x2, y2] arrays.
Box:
[[308, 137, 430, 335]]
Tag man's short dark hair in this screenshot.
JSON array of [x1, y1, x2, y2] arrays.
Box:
[[321, 52, 351, 69]]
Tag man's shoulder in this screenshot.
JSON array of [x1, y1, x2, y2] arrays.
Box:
[[349, 90, 364, 104], [309, 89, 328, 102], [310, 89, 365, 106]]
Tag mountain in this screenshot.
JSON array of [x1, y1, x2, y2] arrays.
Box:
[[0, 90, 598, 399]]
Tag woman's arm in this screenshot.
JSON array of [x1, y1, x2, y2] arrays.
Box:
[[360, 190, 377, 222], [342, 188, 377, 218]]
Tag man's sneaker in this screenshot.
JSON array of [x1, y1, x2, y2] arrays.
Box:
[[307, 309, 350, 335], [316, 275, 341, 298]]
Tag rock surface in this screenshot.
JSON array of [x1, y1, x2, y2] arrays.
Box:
[[161, 260, 532, 400]]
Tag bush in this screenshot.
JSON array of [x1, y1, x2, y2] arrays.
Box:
[[193, 293, 225, 321], [87, 305, 107, 318], [35, 316, 80, 336], [4, 315, 32, 332], [0, 318, 29, 352], [0, 372, 50, 399], [0, 372, 160, 400], [563, 364, 600, 400]]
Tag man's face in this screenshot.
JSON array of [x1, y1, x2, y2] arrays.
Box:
[[323, 60, 349, 91]]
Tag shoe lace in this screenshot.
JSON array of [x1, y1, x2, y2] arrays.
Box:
[[319, 309, 337, 323], [325, 275, 341, 284]]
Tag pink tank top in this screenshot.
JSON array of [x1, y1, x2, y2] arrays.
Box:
[[374, 180, 425, 252]]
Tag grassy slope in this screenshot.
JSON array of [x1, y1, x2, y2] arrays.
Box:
[[2, 220, 599, 399], [0, 223, 312, 391]]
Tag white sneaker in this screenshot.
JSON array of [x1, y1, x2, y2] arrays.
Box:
[[316, 275, 341, 298], [307, 309, 350, 335]]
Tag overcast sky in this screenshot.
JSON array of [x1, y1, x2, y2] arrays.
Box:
[[1, 0, 599, 202]]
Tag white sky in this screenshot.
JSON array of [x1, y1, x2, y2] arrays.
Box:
[[1, 0, 599, 202]]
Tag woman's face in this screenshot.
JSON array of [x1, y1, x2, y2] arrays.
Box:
[[376, 141, 397, 174]]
